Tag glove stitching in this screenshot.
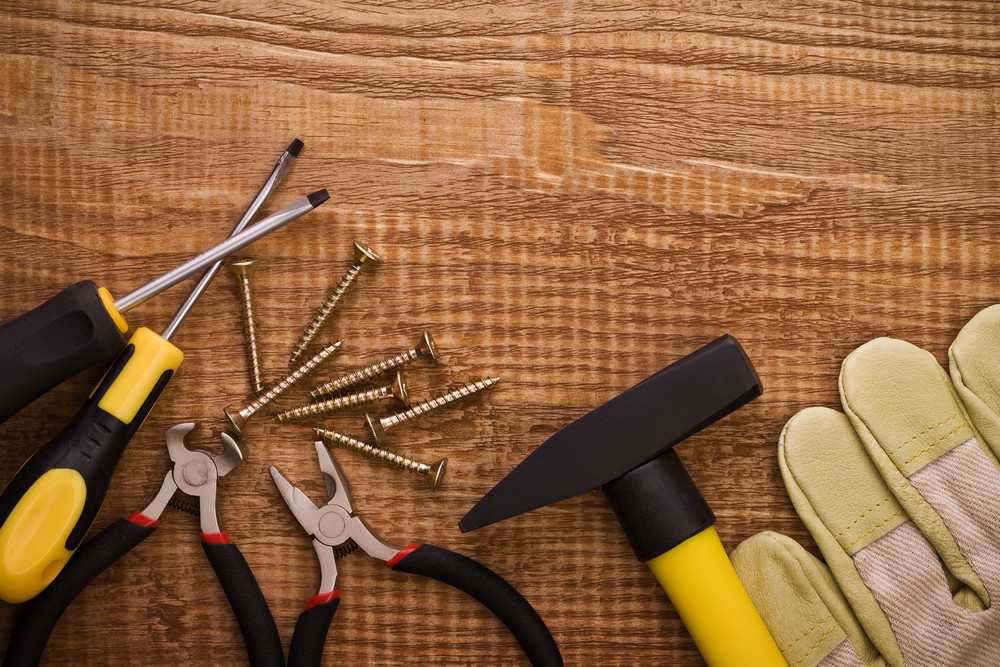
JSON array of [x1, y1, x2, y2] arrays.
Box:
[[901, 421, 967, 467], [888, 412, 960, 455], [781, 613, 833, 652], [791, 619, 839, 667], [835, 496, 892, 538], [846, 509, 904, 548]]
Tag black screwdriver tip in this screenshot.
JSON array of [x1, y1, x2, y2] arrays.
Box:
[[287, 138, 304, 158], [307, 188, 330, 208]]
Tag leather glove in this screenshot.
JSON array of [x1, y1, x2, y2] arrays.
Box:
[[732, 305, 1000, 667]]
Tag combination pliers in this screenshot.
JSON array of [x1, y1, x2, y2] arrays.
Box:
[[269, 441, 564, 667], [5, 423, 282, 667]]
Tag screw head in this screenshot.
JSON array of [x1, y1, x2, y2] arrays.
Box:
[[425, 458, 448, 491], [225, 258, 260, 278], [417, 331, 441, 364], [353, 241, 384, 266], [223, 407, 247, 437], [391, 370, 409, 406], [365, 412, 386, 443]]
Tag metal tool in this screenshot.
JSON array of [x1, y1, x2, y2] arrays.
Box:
[[459, 335, 785, 667], [365, 376, 500, 442], [4, 423, 282, 667], [0, 182, 324, 425], [310, 330, 439, 399], [0, 185, 327, 604], [270, 442, 563, 667], [313, 427, 447, 490], [275, 370, 409, 422], [224, 340, 343, 436], [289, 241, 382, 366], [225, 258, 266, 394]]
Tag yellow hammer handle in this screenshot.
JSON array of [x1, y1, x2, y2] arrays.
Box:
[[647, 525, 785, 667]]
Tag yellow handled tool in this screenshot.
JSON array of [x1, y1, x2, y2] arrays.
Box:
[[649, 527, 783, 665], [0, 328, 182, 602], [0, 180, 328, 602], [0, 139, 308, 426], [460, 335, 784, 666]]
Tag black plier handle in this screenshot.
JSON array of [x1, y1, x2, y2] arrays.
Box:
[[272, 442, 563, 667], [3, 424, 282, 667]]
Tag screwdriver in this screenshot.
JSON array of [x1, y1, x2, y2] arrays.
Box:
[[0, 186, 329, 604], [0, 150, 309, 426]]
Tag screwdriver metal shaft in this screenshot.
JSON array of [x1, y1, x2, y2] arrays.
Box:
[[114, 189, 328, 314], [160, 139, 302, 341]]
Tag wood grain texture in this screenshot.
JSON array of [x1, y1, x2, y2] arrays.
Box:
[[0, 1, 998, 664]]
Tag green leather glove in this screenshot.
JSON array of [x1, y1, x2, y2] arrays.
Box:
[[732, 305, 1000, 667]]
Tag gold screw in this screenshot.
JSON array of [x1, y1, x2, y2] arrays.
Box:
[[274, 371, 409, 423], [225, 341, 343, 436], [289, 241, 382, 366], [310, 331, 440, 399], [314, 427, 447, 490], [366, 377, 500, 443], [225, 259, 265, 395]]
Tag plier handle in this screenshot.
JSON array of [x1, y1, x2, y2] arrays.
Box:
[[270, 441, 563, 667], [5, 423, 282, 667]]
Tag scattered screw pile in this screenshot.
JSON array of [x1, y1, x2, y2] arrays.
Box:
[[226, 243, 499, 489]]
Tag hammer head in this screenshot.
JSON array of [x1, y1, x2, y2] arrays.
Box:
[[459, 335, 761, 532]]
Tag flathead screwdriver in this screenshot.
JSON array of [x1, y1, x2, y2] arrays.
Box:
[[0, 186, 328, 605], [0, 181, 323, 426]]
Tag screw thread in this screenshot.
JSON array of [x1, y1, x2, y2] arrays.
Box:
[[235, 272, 266, 394], [315, 428, 429, 475], [290, 262, 364, 365], [380, 377, 500, 432], [239, 341, 343, 421], [311, 348, 421, 398], [275, 385, 391, 422]]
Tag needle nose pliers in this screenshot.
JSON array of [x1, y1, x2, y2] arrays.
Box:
[[269, 441, 564, 667], [5, 423, 283, 667]]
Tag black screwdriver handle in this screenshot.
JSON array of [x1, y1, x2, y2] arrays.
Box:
[[0, 280, 128, 425], [3, 514, 157, 667], [202, 535, 284, 667], [288, 592, 341, 667], [388, 544, 563, 667]]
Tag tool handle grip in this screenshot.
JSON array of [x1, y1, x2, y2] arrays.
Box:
[[647, 526, 785, 667], [0, 281, 127, 425], [0, 328, 180, 603], [201, 536, 284, 667], [388, 544, 563, 667], [3, 515, 156, 667], [288, 592, 341, 667]]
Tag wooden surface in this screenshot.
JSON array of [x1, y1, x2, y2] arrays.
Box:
[[1, 1, 998, 664]]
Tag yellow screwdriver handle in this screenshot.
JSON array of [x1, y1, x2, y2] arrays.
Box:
[[0, 327, 182, 603], [647, 526, 786, 667]]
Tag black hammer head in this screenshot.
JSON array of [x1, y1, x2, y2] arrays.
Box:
[[459, 335, 761, 533]]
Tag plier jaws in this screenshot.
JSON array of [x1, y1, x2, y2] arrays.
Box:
[[269, 442, 400, 594], [142, 422, 244, 534]]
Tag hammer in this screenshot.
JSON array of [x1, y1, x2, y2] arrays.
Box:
[[459, 335, 784, 666]]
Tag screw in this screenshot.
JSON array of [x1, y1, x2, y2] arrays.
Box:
[[289, 241, 382, 366], [274, 371, 409, 423], [225, 341, 343, 436], [366, 376, 500, 443], [225, 259, 266, 395], [311, 331, 440, 399], [314, 427, 447, 490]]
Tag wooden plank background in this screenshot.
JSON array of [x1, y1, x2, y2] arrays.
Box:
[[0, 1, 998, 664]]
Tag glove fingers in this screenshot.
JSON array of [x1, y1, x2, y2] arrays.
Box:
[[950, 304, 1000, 458], [780, 407, 905, 665], [839, 337, 999, 606], [731, 531, 875, 667]]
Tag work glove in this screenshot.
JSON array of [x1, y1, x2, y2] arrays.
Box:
[[731, 305, 1000, 667]]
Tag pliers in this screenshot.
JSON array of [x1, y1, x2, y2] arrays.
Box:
[[269, 441, 564, 667], [5, 423, 283, 667]]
